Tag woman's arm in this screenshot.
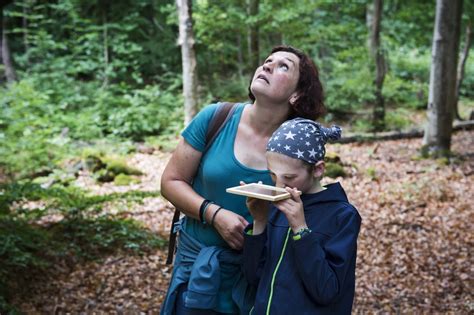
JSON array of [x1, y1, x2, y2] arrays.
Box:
[[161, 138, 248, 249], [161, 137, 204, 220]]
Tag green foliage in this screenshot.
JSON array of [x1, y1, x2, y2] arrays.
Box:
[[0, 219, 51, 272], [0, 182, 160, 218], [384, 49, 430, 109], [32, 169, 77, 188], [0, 77, 182, 178], [1, 0, 184, 179], [383, 1, 435, 49], [0, 80, 73, 178], [203, 74, 250, 103], [94, 83, 183, 140], [366, 167, 377, 180], [0, 181, 164, 310], [0, 218, 53, 312], [324, 51, 375, 112], [79, 152, 143, 183], [0, 1, 473, 311], [145, 134, 180, 152], [193, 1, 247, 75], [325, 162, 347, 178], [114, 174, 140, 186], [0, 214, 164, 310], [383, 74, 427, 110], [105, 159, 142, 176], [49, 216, 165, 259], [324, 151, 346, 178], [2, 0, 473, 146], [385, 108, 413, 130], [420, 145, 452, 159], [460, 57, 474, 98], [353, 117, 373, 133]]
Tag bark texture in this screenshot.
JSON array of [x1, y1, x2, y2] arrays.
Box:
[[454, 19, 471, 120], [176, 0, 198, 125], [423, 0, 463, 157], [368, 0, 387, 132]]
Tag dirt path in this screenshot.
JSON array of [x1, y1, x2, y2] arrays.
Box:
[[13, 131, 474, 313]]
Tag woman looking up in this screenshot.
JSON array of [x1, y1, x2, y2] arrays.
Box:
[[160, 45, 326, 315]]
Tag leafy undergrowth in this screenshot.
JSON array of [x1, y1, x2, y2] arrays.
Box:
[[5, 131, 474, 313]]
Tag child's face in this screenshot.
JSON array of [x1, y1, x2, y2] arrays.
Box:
[[266, 152, 323, 194]]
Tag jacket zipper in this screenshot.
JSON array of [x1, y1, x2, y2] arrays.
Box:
[[265, 228, 291, 315]]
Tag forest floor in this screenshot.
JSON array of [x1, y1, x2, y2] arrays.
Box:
[[10, 130, 474, 314]]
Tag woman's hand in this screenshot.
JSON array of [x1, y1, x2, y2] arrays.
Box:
[[213, 209, 248, 250], [273, 187, 307, 233]]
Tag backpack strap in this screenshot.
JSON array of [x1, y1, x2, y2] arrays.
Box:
[[166, 102, 238, 264], [205, 102, 238, 151]]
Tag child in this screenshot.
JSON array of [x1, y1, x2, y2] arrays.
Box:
[[243, 118, 361, 315]]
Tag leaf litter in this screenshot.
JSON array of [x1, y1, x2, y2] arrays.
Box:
[[11, 131, 473, 313]]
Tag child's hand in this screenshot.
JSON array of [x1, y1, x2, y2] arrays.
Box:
[[246, 196, 270, 222], [241, 181, 270, 234], [273, 187, 308, 233]]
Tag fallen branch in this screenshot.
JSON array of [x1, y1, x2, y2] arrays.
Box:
[[338, 120, 474, 143]]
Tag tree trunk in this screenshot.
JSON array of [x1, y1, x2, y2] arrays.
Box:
[[0, 4, 3, 85], [23, 2, 29, 56], [102, 7, 109, 88], [1, 5, 16, 83], [237, 33, 244, 78], [368, 0, 387, 132], [248, 0, 259, 70], [176, 0, 198, 125], [454, 19, 471, 120], [422, 0, 463, 157], [270, 32, 282, 46]]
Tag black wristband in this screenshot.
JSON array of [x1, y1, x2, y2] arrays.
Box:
[[199, 199, 211, 224], [210, 206, 223, 226]]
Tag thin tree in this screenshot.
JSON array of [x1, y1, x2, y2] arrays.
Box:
[[454, 18, 471, 120], [20, 0, 30, 65], [101, 1, 109, 88], [367, 0, 387, 132], [423, 0, 463, 157], [176, 0, 198, 125], [1, 0, 16, 83], [248, 0, 259, 71]]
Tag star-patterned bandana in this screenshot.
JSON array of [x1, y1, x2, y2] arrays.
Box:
[[266, 118, 342, 164]]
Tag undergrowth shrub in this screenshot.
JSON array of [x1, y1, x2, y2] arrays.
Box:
[[0, 182, 165, 312]]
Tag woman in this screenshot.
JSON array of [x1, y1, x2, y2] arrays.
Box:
[[160, 45, 326, 315]]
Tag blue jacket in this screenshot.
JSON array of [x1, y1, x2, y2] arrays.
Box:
[[161, 219, 255, 315], [243, 183, 361, 315]]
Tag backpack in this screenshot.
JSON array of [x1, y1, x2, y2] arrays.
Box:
[[166, 102, 238, 264]]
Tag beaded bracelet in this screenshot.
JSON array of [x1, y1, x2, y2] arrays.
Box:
[[292, 227, 312, 241], [210, 206, 223, 226], [199, 199, 212, 224]]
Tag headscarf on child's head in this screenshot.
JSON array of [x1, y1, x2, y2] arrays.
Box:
[[266, 118, 342, 164]]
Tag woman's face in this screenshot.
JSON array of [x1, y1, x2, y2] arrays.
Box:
[[250, 51, 300, 104]]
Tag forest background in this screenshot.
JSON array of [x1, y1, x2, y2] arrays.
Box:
[[0, 0, 473, 313]]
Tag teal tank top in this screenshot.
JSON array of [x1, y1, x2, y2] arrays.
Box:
[[180, 102, 273, 313]]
